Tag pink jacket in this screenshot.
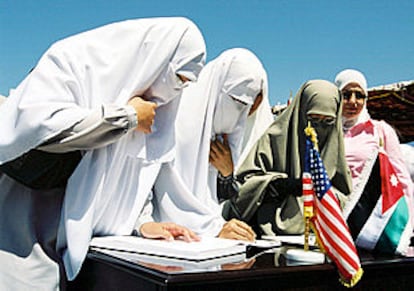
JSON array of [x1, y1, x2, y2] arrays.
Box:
[[344, 118, 414, 215]]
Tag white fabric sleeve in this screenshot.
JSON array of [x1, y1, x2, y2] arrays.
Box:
[[132, 194, 154, 237], [38, 104, 137, 153]]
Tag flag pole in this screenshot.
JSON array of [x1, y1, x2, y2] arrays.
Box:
[[304, 216, 310, 251], [303, 122, 318, 251], [302, 122, 363, 287]]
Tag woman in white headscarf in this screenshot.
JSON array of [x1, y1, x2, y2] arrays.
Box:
[[210, 63, 274, 203], [0, 17, 206, 289], [152, 48, 270, 239], [335, 69, 413, 254]]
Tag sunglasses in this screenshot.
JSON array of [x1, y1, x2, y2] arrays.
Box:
[[342, 91, 366, 101], [307, 116, 336, 126]]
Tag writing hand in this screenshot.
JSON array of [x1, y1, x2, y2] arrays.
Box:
[[218, 218, 256, 242]]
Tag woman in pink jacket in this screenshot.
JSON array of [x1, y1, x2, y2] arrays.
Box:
[[335, 69, 413, 255]]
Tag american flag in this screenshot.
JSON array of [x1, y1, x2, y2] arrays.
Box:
[[303, 133, 363, 287]]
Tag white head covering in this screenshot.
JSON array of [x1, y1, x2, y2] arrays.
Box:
[[237, 81, 274, 170], [334, 69, 370, 131], [0, 17, 205, 163], [335, 69, 368, 96], [0, 94, 6, 106], [153, 48, 269, 227], [0, 17, 208, 280]]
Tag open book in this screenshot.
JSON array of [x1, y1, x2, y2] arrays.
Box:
[[89, 236, 248, 269]]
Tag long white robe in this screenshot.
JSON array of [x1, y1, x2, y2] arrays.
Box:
[[153, 48, 272, 233], [0, 17, 206, 289]]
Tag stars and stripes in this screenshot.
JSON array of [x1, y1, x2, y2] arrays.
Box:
[[303, 132, 363, 287]]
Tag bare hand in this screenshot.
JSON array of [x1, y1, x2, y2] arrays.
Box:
[[140, 222, 200, 242], [127, 96, 157, 134], [210, 134, 234, 177], [218, 219, 256, 242]]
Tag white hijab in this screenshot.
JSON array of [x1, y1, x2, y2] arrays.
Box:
[[153, 48, 268, 228], [0, 17, 205, 163], [0, 17, 206, 280], [237, 78, 274, 170], [0, 94, 6, 106], [334, 69, 370, 131]]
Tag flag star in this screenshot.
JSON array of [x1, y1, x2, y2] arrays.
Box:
[[390, 174, 399, 187]]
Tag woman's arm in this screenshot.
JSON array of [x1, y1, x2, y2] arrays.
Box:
[[39, 96, 157, 153], [39, 104, 137, 152]]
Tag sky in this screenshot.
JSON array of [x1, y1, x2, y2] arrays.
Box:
[[1, 0, 413, 106]]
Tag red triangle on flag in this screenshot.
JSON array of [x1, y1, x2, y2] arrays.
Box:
[[379, 152, 404, 214]]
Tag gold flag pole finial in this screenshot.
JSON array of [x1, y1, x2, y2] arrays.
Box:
[[304, 122, 318, 151]]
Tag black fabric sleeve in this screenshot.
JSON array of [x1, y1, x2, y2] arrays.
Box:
[[263, 177, 302, 203], [217, 173, 239, 203]]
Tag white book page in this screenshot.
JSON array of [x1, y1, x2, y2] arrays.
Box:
[[90, 236, 246, 260]]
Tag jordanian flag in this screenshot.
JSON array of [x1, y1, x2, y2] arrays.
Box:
[[346, 151, 411, 255]]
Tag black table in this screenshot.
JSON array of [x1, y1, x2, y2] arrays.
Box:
[[68, 246, 414, 290]]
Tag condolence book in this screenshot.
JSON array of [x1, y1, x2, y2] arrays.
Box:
[[89, 236, 248, 270]]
